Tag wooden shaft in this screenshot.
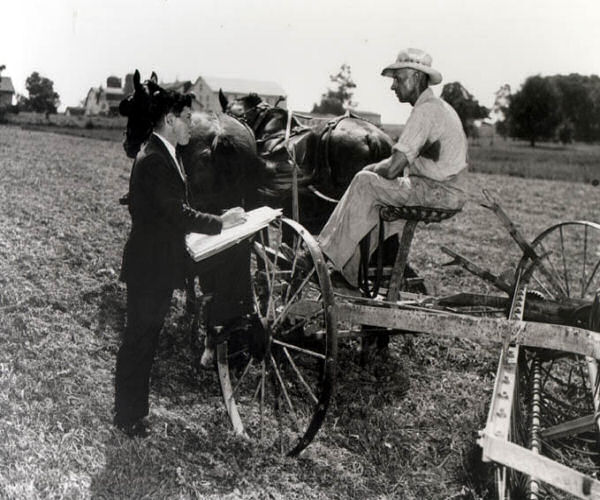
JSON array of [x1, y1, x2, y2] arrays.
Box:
[[387, 220, 417, 301], [285, 109, 299, 222]]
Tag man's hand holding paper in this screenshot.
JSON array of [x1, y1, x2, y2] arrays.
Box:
[[221, 206, 248, 229]]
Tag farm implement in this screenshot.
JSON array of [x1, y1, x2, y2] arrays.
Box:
[[186, 191, 600, 499]]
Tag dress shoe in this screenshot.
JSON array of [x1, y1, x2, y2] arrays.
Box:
[[114, 418, 151, 438]]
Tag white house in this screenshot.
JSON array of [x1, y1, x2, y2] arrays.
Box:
[[185, 76, 287, 112], [84, 76, 126, 116], [0, 76, 15, 106]]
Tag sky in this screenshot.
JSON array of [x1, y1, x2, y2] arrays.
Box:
[[3, 0, 600, 123]]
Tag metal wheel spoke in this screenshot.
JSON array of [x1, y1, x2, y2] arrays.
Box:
[[270, 354, 301, 432], [559, 225, 570, 297], [269, 226, 284, 305], [252, 376, 262, 402], [281, 236, 306, 305], [583, 258, 600, 297], [257, 231, 274, 318], [272, 338, 326, 360], [282, 347, 318, 404], [276, 303, 323, 336], [277, 318, 308, 338], [260, 360, 266, 439], [257, 230, 277, 320], [231, 357, 254, 400], [272, 268, 317, 328], [538, 241, 569, 298], [219, 217, 336, 457], [252, 286, 266, 323], [530, 271, 556, 300], [581, 224, 588, 299]]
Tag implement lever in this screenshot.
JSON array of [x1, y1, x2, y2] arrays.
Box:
[[480, 189, 567, 300], [441, 246, 513, 294]]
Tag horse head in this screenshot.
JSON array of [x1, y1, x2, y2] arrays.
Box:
[[219, 91, 293, 138], [119, 70, 160, 158]]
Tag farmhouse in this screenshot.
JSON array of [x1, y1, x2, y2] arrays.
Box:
[[185, 76, 287, 112], [0, 76, 15, 106], [84, 75, 131, 116]]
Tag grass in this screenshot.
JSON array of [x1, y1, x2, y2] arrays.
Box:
[[1, 123, 599, 499], [469, 138, 600, 184]]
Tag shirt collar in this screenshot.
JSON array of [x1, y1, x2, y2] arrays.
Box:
[[152, 132, 186, 182], [152, 132, 178, 164], [414, 87, 435, 107]]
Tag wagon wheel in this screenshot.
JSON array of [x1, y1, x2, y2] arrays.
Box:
[[216, 217, 337, 457], [497, 221, 600, 499]]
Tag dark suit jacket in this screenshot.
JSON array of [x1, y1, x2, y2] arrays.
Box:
[[120, 134, 223, 290]]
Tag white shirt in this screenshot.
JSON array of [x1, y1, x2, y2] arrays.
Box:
[[152, 132, 187, 183], [393, 88, 468, 182]]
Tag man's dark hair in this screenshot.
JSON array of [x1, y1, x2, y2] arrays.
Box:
[[149, 88, 193, 127]]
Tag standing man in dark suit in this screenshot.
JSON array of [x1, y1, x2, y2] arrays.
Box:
[[114, 89, 248, 438]]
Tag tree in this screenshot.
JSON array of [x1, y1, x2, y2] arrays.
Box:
[[21, 71, 60, 114], [508, 75, 562, 147], [549, 73, 600, 143], [440, 82, 489, 136], [312, 63, 357, 115], [493, 84, 511, 139]]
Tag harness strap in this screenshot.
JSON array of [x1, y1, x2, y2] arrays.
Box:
[[315, 111, 375, 188]]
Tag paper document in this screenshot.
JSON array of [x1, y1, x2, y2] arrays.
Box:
[[186, 206, 282, 262]]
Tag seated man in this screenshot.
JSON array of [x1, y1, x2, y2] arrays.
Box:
[[114, 87, 249, 438], [318, 48, 468, 287]]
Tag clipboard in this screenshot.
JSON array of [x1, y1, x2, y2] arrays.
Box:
[[185, 206, 282, 262]]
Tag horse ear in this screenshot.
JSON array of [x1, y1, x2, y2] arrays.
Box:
[[150, 72, 158, 84], [133, 70, 141, 90], [248, 93, 262, 107], [218, 89, 229, 112]]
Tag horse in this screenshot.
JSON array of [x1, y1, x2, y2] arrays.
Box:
[[219, 92, 425, 364], [119, 71, 267, 361], [119, 71, 265, 213], [218, 91, 395, 233]]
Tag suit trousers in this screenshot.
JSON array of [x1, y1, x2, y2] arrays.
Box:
[[114, 285, 173, 425]]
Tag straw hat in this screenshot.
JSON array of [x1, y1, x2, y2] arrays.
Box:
[[381, 48, 442, 85]]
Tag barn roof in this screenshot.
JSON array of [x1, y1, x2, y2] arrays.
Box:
[[201, 76, 286, 97], [0, 77, 15, 93], [162, 80, 193, 93]]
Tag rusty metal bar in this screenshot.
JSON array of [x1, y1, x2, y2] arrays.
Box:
[[440, 246, 513, 294]]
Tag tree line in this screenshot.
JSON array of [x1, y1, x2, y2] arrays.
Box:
[[495, 74, 600, 146], [0, 66, 60, 115], [313, 64, 600, 147], [5, 63, 600, 148]]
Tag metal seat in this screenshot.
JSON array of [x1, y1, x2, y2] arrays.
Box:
[[379, 205, 461, 224], [383, 205, 460, 300], [359, 205, 461, 299]]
